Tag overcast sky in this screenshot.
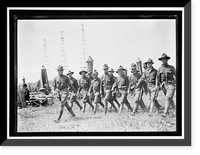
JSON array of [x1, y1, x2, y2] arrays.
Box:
[[18, 19, 176, 84]]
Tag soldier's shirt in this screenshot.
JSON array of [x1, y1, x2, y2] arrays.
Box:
[[79, 76, 91, 90], [53, 75, 70, 91], [139, 67, 157, 85], [112, 74, 129, 90], [128, 72, 142, 90], [157, 64, 176, 83], [100, 73, 115, 91], [89, 77, 101, 93], [69, 77, 79, 91]]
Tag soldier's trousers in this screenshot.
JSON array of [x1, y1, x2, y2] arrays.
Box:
[[104, 89, 118, 113], [70, 92, 82, 110], [148, 84, 161, 110], [58, 89, 75, 117], [118, 89, 132, 112]]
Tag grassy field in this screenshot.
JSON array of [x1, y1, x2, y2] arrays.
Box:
[[17, 91, 176, 132]]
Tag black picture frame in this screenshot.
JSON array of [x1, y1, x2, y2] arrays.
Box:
[[1, 1, 192, 146]]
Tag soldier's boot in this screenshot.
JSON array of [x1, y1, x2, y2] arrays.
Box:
[[119, 103, 124, 114], [154, 99, 161, 113], [113, 98, 120, 107], [87, 100, 94, 111], [125, 100, 133, 112], [170, 99, 176, 109], [140, 99, 148, 112], [70, 102, 74, 109], [132, 101, 140, 115], [55, 107, 64, 122], [93, 103, 98, 115], [110, 101, 118, 113], [99, 101, 104, 108], [162, 97, 171, 118], [75, 100, 83, 110], [66, 106, 76, 117], [149, 100, 155, 116], [83, 102, 87, 113], [104, 101, 108, 114]]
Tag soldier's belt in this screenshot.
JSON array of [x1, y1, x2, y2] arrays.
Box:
[[118, 86, 127, 90], [103, 85, 112, 89]]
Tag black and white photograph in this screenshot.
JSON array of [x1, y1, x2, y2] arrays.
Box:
[[4, 4, 192, 146], [17, 18, 177, 132]]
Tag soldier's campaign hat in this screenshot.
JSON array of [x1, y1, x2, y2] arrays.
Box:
[[103, 64, 109, 70], [67, 70, 74, 75], [116, 65, 125, 73], [108, 68, 115, 73], [57, 65, 64, 71], [93, 70, 98, 75], [79, 69, 87, 75], [158, 53, 171, 61], [146, 58, 154, 64], [143, 62, 147, 68], [131, 63, 137, 69]]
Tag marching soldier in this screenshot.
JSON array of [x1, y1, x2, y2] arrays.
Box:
[[88, 70, 104, 114], [53, 65, 76, 123], [137, 58, 161, 116], [100, 64, 118, 114], [108, 68, 120, 108], [67, 70, 83, 111], [156, 53, 176, 117], [143, 62, 147, 71], [112, 65, 132, 113], [78, 69, 94, 113], [128, 63, 147, 115]]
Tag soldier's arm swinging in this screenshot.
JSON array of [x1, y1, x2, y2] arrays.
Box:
[[67, 77, 76, 93], [100, 76, 104, 95]]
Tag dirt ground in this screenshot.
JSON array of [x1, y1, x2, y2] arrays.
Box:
[[17, 91, 176, 132]]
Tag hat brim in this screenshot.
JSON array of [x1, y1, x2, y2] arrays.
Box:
[[131, 70, 139, 73], [79, 71, 87, 75], [146, 61, 154, 64], [67, 72, 74, 75], [103, 67, 109, 70], [57, 69, 64, 71], [158, 56, 171, 61], [116, 69, 125, 73], [108, 71, 115, 73]]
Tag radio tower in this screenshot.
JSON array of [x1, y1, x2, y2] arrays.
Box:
[[43, 39, 53, 81], [60, 31, 68, 73], [80, 24, 88, 70]]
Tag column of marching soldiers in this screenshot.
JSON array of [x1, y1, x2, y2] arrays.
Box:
[[52, 53, 176, 123]]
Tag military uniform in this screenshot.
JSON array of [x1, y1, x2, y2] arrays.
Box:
[[101, 64, 118, 114], [112, 67, 132, 113], [108, 68, 120, 108], [78, 69, 94, 112], [53, 66, 76, 122], [68, 74, 83, 110], [157, 53, 176, 117], [89, 74, 104, 114], [128, 63, 147, 114], [157, 64, 176, 97], [138, 58, 161, 114]]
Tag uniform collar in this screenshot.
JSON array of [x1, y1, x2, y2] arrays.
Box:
[[147, 66, 155, 72], [161, 63, 169, 67]]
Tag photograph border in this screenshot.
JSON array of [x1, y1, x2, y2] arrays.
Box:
[[3, 2, 191, 146]]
